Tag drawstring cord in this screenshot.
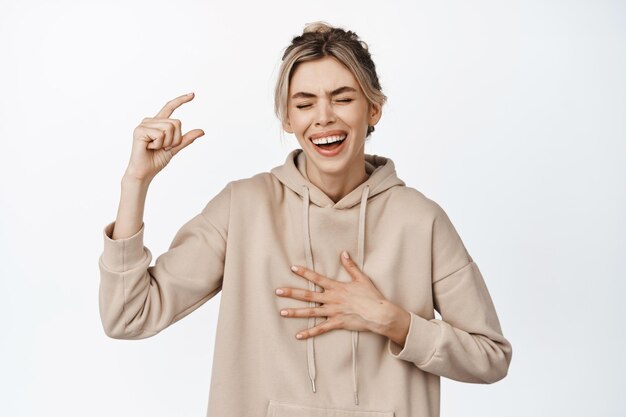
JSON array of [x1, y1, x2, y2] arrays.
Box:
[[301, 185, 317, 393], [353, 184, 370, 405]]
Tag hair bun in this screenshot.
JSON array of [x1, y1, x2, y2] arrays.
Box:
[[302, 21, 336, 34]]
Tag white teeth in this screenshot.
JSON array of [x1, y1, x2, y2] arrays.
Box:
[[311, 134, 347, 145]]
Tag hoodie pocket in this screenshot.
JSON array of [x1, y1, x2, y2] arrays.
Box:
[[265, 399, 395, 417]]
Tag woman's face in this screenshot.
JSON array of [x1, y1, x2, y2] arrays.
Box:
[[283, 56, 382, 177]]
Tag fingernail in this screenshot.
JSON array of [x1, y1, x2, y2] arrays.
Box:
[[186, 92, 194, 96], [291, 265, 299, 272], [342, 250, 350, 259], [275, 289, 284, 295], [296, 334, 303, 339]]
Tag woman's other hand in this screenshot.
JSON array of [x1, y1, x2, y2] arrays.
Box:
[[275, 251, 411, 345]]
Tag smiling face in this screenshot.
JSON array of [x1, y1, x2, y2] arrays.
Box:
[[283, 56, 382, 178]]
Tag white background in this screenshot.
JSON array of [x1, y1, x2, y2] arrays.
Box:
[[1, 0, 625, 416]]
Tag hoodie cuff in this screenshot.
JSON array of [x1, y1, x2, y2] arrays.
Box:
[[387, 311, 442, 366], [101, 221, 146, 271]]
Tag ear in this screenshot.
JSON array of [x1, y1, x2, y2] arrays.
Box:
[[368, 102, 383, 127], [282, 117, 294, 134]]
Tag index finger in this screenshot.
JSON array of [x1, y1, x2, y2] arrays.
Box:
[[291, 266, 336, 289], [154, 92, 195, 119]]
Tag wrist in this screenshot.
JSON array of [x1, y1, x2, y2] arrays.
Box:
[[375, 300, 411, 347], [122, 172, 152, 188]]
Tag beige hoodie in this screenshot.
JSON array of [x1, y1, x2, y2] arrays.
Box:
[[99, 148, 512, 417]]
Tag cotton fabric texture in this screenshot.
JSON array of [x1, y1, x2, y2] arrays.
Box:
[[99, 148, 513, 417]]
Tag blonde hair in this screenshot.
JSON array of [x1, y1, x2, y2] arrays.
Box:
[[274, 21, 387, 142]]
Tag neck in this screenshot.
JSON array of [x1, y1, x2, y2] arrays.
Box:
[[305, 153, 370, 203]]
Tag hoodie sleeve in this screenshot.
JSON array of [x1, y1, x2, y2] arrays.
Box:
[[98, 181, 232, 340], [387, 202, 513, 383]]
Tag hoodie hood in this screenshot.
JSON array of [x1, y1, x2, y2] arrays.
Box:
[[271, 148, 406, 210], [270, 148, 406, 405]]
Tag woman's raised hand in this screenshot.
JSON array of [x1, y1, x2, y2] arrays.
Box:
[[124, 92, 205, 182]]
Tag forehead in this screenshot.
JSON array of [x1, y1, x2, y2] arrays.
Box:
[[289, 56, 359, 94]]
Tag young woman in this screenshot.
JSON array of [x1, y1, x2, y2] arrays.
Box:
[[99, 21, 512, 417]]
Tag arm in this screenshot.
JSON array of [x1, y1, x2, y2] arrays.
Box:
[[98, 181, 232, 340], [111, 175, 151, 240], [386, 203, 513, 384]]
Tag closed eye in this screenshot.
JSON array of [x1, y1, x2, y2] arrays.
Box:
[[296, 99, 353, 109]]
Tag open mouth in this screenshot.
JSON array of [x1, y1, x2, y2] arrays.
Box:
[[309, 133, 347, 151], [308, 134, 348, 157], [313, 138, 345, 150]]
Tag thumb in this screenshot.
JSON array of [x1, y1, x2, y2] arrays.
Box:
[[186, 129, 205, 142], [341, 250, 363, 282], [171, 129, 205, 155]]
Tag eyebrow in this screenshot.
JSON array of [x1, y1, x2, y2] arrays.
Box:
[[290, 86, 357, 99]]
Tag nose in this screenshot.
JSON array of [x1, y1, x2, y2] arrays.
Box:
[[315, 99, 336, 126]]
